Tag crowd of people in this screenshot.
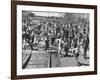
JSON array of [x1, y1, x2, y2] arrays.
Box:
[[22, 15, 90, 65]]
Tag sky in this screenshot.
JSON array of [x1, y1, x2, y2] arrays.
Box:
[[32, 11, 64, 17]]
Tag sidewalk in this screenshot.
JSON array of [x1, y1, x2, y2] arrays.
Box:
[[60, 54, 89, 67], [60, 56, 78, 67]]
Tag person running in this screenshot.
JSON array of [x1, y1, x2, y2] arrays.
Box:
[[63, 39, 70, 57], [45, 36, 50, 51]]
